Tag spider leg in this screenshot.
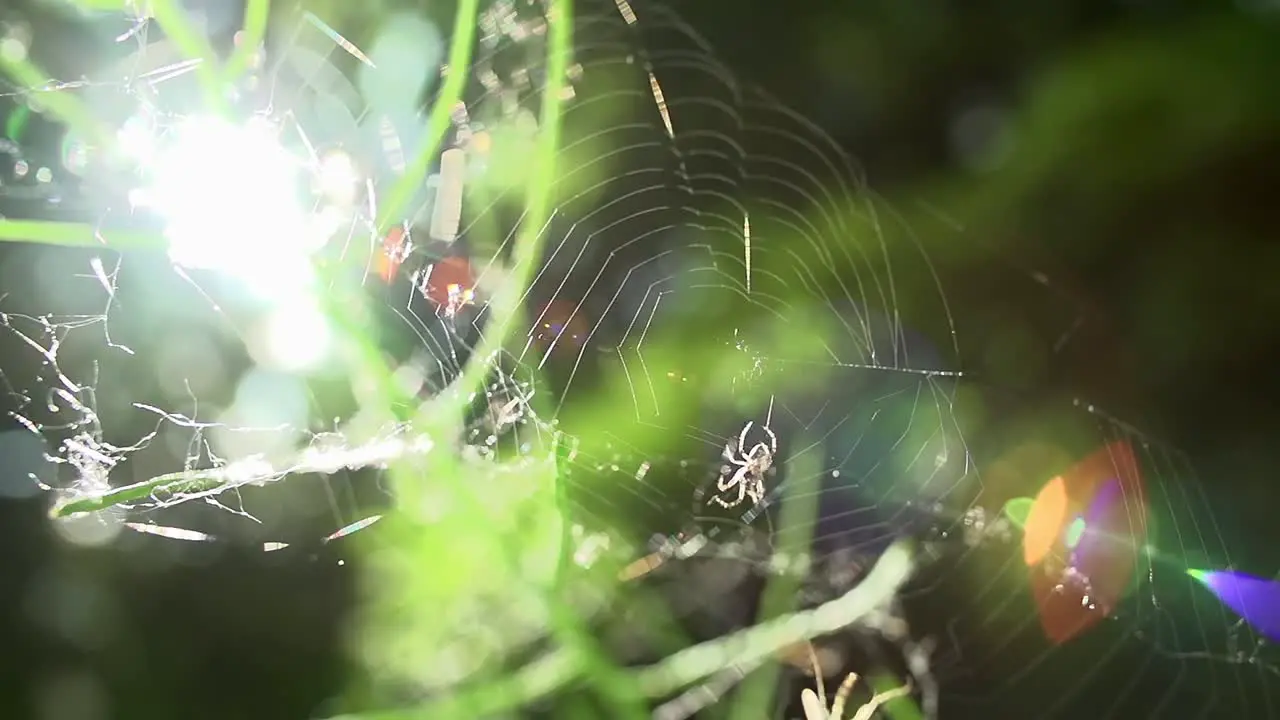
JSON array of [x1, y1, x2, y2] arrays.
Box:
[[718, 462, 747, 492], [738, 421, 753, 451], [710, 469, 748, 507], [735, 471, 749, 505], [762, 423, 778, 453]]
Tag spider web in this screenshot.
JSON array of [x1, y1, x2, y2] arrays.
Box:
[[0, 0, 1274, 718]]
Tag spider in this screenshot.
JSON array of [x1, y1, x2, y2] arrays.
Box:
[[710, 420, 777, 508], [800, 648, 915, 720], [486, 393, 526, 431]]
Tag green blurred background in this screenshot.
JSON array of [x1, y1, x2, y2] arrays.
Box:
[[1, 0, 1277, 718]]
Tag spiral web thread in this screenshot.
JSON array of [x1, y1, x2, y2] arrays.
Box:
[[0, 0, 1275, 718]]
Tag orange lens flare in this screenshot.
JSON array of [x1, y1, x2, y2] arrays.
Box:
[[419, 256, 476, 310], [1023, 476, 1067, 567], [1029, 439, 1147, 645]]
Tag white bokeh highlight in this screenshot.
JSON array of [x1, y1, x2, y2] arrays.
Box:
[[130, 115, 325, 301]]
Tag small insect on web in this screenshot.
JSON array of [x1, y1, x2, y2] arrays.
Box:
[[709, 417, 778, 510]]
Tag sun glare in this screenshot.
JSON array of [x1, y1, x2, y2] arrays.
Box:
[[130, 115, 329, 300]]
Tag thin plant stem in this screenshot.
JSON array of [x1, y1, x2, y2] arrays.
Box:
[[49, 427, 435, 518], [0, 51, 110, 149], [632, 540, 915, 699], [320, 540, 915, 720], [727, 435, 824, 719], [374, 0, 483, 236], [148, 0, 226, 113], [222, 0, 271, 85], [0, 220, 165, 250]]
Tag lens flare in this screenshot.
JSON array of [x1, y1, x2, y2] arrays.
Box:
[[1187, 569, 1280, 642], [1029, 440, 1147, 644], [131, 115, 327, 299], [1023, 475, 1067, 566]]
